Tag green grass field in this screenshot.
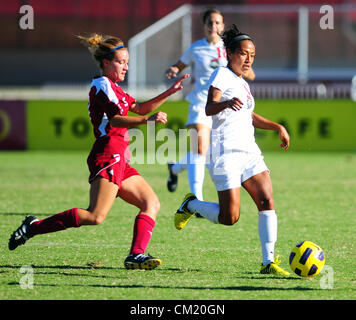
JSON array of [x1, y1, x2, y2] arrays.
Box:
[[1, 150, 356, 301]]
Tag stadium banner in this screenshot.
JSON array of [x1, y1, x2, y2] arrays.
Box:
[[27, 100, 95, 150], [138, 99, 356, 153], [254, 100, 356, 152], [26, 100, 190, 155], [0, 100, 27, 150], [22, 99, 356, 152]]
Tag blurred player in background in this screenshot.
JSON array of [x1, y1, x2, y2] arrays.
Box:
[[9, 33, 188, 270], [165, 8, 255, 206], [174, 25, 291, 276]]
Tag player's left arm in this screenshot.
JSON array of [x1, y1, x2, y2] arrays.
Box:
[[252, 112, 290, 150], [130, 74, 189, 115], [110, 112, 167, 128]]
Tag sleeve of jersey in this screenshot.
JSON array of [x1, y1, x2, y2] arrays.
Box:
[[208, 68, 226, 93], [179, 45, 192, 66], [124, 92, 136, 107], [94, 81, 124, 120]]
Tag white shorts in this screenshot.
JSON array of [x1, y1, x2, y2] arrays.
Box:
[[207, 151, 269, 191], [185, 102, 212, 128]]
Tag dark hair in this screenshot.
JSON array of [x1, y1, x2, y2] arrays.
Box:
[[222, 24, 254, 53], [202, 8, 224, 24]]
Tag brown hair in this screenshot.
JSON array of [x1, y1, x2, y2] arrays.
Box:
[[202, 8, 224, 24], [77, 33, 124, 69]]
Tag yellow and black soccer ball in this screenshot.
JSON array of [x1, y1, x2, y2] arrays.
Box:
[[289, 241, 325, 277]]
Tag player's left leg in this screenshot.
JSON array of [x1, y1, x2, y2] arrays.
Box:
[[117, 175, 162, 270], [242, 171, 289, 275]]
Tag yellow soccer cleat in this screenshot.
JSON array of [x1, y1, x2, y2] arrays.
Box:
[[174, 193, 197, 230], [260, 255, 290, 276]]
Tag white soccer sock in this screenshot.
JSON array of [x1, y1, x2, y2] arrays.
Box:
[[187, 199, 220, 224], [171, 153, 190, 175], [258, 210, 277, 266], [187, 153, 206, 200]]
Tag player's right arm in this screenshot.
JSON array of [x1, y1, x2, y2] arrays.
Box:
[[205, 86, 243, 116], [165, 60, 188, 79]]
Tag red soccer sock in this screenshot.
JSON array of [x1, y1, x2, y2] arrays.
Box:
[[28, 208, 81, 238], [130, 213, 155, 255]]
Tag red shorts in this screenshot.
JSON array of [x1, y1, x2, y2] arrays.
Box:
[[87, 138, 140, 189]]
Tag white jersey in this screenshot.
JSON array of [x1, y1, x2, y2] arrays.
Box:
[[208, 66, 261, 155], [180, 38, 227, 105]]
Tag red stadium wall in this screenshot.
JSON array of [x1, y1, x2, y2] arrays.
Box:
[[0, 0, 247, 48], [1, 1, 354, 85], [0, 0, 251, 85]]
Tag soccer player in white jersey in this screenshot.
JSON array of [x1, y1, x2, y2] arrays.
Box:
[[174, 25, 291, 276], [165, 9, 255, 204]]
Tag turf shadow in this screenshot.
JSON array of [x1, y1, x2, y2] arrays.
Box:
[[0, 264, 116, 270], [87, 284, 320, 291], [7, 282, 320, 292]]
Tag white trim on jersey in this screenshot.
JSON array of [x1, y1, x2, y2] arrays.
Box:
[[98, 114, 109, 137], [89, 154, 121, 183], [89, 76, 124, 137], [93, 77, 119, 104]]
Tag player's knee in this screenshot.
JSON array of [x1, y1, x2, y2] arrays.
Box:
[[142, 197, 161, 216], [219, 207, 240, 226], [150, 198, 161, 214], [223, 214, 240, 226], [87, 209, 107, 225], [93, 215, 106, 225], [259, 195, 274, 211]]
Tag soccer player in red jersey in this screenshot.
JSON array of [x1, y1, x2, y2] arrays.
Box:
[[8, 33, 189, 270]]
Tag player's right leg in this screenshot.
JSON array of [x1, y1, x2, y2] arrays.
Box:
[[174, 188, 241, 230], [8, 177, 118, 251], [174, 193, 197, 230], [216, 188, 241, 225]]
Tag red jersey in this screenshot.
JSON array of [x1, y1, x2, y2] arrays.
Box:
[[88, 76, 136, 141], [86, 76, 139, 186]]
